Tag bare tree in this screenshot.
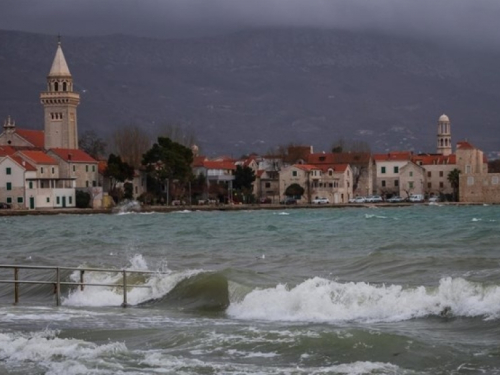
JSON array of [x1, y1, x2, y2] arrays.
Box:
[[79, 130, 107, 160], [157, 122, 198, 149], [112, 125, 151, 169], [332, 138, 371, 153]]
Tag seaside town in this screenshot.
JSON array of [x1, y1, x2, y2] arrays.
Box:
[[1, 41, 499, 211]]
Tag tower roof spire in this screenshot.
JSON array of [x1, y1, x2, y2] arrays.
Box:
[[48, 37, 71, 77]]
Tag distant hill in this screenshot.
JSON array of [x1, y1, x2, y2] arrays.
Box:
[[0, 28, 499, 157]]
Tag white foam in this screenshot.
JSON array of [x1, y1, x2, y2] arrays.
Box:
[[227, 277, 500, 323], [63, 254, 203, 307], [0, 330, 127, 375]]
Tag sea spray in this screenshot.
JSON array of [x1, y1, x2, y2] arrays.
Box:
[[227, 277, 500, 323]]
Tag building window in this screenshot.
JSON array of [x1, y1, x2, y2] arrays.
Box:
[[92, 180, 97, 187], [409, 181, 414, 189], [492, 176, 499, 185], [265, 182, 271, 188], [6, 167, 11, 175], [428, 182, 432, 188], [409, 171, 413, 177], [381, 180, 386, 187], [6, 197, 12, 204], [92, 165, 96, 172], [381, 166, 386, 174], [29, 181, 33, 189], [86, 165, 89, 172], [46, 197, 50, 203], [467, 176, 474, 186], [73, 165, 76, 172], [41, 167, 44, 174], [439, 171, 444, 177], [6, 182, 12, 190], [427, 171, 431, 177], [69, 196, 73, 204], [394, 166, 399, 173], [292, 171, 297, 177], [440, 182, 444, 188], [52, 167, 55, 174], [394, 180, 399, 187], [57, 197, 60, 204], [17, 197, 23, 203], [86, 181, 89, 187], [466, 165, 471, 173]]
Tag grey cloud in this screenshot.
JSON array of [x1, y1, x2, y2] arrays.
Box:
[[1, 0, 499, 46]]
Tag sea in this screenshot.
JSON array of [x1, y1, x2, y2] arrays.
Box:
[[0, 204, 499, 374]]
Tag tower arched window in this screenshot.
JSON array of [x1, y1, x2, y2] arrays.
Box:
[[63, 82, 67, 91], [54, 82, 59, 91]]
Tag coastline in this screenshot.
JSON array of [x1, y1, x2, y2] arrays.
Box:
[[0, 201, 492, 216]]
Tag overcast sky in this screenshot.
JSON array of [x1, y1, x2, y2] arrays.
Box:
[[1, 0, 500, 47]]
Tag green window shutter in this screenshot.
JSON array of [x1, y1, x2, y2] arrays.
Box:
[[6, 182, 12, 190], [6, 167, 11, 175], [17, 197, 23, 203]]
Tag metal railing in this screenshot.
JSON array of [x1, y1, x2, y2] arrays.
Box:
[[0, 264, 162, 307]]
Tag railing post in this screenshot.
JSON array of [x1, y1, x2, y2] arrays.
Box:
[[121, 270, 127, 308], [13, 267, 19, 305], [55, 267, 61, 307], [80, 270, 85, 291]]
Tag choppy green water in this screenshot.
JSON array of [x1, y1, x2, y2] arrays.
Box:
[[0, 205, 499, 374]]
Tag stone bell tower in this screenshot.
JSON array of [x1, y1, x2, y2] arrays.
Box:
[[436, 114, 452, 156], [40, 39, 80, 150]]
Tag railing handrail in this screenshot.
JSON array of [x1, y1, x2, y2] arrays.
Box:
[[0, 264, 167, 274], [0, 264, 162, 307]]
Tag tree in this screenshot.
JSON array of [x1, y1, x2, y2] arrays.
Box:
[[79, 130, 107, 159], [331, 138, 371, 154], [158, 122, 198, 148], [448, 168, 461, 201], [233, 165, 256, 191], [104, 154, 135, 202], [285, 183, 305, 198], [142, 137, 194, 202], [233, 165, 256, 203], [76, 190, 91, 208], [113, 125, 151, 169], [488, 159, 500, 173]]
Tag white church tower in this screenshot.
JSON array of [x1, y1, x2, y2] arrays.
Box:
[[40, 39, 80, 149], [436, 114, 452, 156]]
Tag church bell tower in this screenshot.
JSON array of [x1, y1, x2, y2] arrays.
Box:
[[436, 114, 452, 156], [40, 39, 80, 150]]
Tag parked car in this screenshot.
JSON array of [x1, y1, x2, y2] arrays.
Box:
[[428, 196, 440, 203], [0, 202, 11, 209], [352, 196, 367, 203], [312, 197, 330, 204], [259, 197, 272, 204], [409, 194, 425, 203], [387, 196, 405, 203], [366, 195, 383, 203], [280, 197, 297, 205]]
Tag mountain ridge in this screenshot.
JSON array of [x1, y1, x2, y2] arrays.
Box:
[[0, 28, 498, 156]]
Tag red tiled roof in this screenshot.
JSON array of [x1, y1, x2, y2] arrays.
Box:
[[314, 163, 350, 173], [0, 145, 17, 156], [192, 156, 208, 167], [256, 170, 265, 178], [50, 148, 97, 163], [294, 164, 320, 172], [18, 150, 58, 165], [456, 141, 475, 150], [15, 129, 45, 148], [307, 152, 371, 165], [412, 154, 456, 165], [98, 160, 107, 174], [203, 160, 236, 170], [9, 155, 36, 171], [373, 151, 412, 161]]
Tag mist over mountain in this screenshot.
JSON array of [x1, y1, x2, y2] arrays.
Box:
[[0, 28, 499, 157]]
